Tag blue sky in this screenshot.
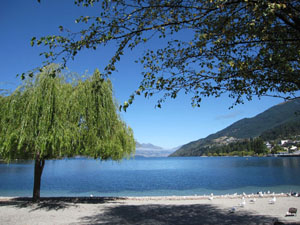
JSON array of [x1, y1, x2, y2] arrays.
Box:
[[1, 0, 284, 149]]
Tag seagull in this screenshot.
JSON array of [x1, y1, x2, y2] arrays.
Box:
[[229, 207, 236, 213], [208, 193, 214, 200], [90, 194, 94, 197], [239, 197, 246, 207], [259, 192, 264, 197], [269, 196, 276, 204]]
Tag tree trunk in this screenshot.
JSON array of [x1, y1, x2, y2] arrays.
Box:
[[32, 154, 45, 201]]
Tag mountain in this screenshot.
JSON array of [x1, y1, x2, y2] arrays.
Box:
[[135, 142, 163, 150], [260, 117, 300, 140], [135, 142, 177, 157], [170, 99, 300, 157]]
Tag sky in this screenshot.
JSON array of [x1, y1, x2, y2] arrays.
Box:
[[0, 0, 285, 149]]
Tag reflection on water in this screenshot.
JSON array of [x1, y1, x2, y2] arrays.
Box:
[[230, 157, 300, 168], [0, 157, 300, 197]]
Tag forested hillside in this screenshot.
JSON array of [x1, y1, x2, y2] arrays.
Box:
[[260, 118, 300, 141], [170, 99, 300, 157]]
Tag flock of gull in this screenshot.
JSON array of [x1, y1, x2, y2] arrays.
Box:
[[207, 191, 279, 214]]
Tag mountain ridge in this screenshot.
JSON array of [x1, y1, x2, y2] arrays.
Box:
[[136, 142, 163, 150], [135, 142, 178, 157], [170, 99, 300, 157]]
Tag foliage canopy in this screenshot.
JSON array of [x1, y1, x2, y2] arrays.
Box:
[[32, 0, 300, 109], [0, 65, 135, 161]]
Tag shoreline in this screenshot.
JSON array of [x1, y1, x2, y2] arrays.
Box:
[[0, 191, 297, 200], [1, 194, 300, 224]]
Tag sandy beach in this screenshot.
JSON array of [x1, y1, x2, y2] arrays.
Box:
[[0, 194, 300, 225]]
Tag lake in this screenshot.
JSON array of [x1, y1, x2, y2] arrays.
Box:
[[1, 157, 300, 197]]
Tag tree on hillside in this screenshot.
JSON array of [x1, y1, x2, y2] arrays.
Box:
[[30, 0, 300, 109], [0, 64, 135, 201], [251, 138, 268, 155], [271, 145, 284, 154]]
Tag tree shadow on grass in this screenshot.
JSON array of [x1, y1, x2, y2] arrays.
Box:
[[0, 197, 125, 211], [79, 204, 280, 225]]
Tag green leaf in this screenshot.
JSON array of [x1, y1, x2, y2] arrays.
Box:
[[30, 37, 36, 47]]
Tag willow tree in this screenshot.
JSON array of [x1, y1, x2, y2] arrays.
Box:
[[0, 65, 135, 201], [30, 0, 300, 109]]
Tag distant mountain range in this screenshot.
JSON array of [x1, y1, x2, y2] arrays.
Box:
[[170, 99, 300, 157], [136, 142, 164, 150], [135, 142, 178, 157]]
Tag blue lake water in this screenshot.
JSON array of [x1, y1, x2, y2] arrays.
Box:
[[1, 157, 300, 197]]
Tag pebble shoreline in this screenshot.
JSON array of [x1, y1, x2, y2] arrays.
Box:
[[125, 192, 292, 201], [0, 191, 296, 201]]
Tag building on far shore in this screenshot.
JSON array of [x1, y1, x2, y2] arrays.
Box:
[[266, 138, 300, 156]]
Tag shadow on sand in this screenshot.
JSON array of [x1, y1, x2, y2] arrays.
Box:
[[79, 204, 285, 225], [0, 197, 125, 211], [1, 198, 299, 224]]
